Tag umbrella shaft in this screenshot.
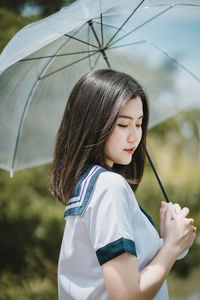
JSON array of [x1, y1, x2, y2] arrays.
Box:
[[88, 20, 111, 69], [145, 147, 170, 203]]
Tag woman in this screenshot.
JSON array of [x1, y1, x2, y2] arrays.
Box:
[[50, 69, 196, 300]]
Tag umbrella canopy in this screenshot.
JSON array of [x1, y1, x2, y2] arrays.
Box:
[[0, 0, 200, 175]]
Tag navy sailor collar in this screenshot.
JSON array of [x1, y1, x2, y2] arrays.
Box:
[[64, 165, 155, 227]]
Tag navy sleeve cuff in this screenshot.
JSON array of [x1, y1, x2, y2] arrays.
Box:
[[96, 237, 137, 265]]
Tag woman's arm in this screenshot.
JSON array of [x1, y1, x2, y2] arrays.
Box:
[[102, 248, 173, 300], [102, 205, 196, 300]]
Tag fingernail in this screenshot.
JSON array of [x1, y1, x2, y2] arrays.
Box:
[[162, 201, 167, 208]]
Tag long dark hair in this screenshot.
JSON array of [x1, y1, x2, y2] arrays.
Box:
[[50, 69, 149, 205]]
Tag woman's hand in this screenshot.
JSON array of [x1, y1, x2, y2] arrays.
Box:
[[159, 201, 196, 237], [161, 203, 196, 258]]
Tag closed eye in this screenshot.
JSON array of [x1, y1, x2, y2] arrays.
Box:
[[118, 124, 128, 128]]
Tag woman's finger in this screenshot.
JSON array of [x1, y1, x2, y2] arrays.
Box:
[[193, 226, 197, 233], [159, 201, 168, 237], [165, 204, 173, 224], [189, 219, 194, 225], [181, 207, 190, 217], [160, 201, 168, 213], [187, 219, 196, 234], [173, 203, 181, 215]]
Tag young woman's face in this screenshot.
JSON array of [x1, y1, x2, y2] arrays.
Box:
[[104, 96, 143, 167]]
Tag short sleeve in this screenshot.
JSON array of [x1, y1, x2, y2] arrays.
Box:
[[84, 171, 137, 265]]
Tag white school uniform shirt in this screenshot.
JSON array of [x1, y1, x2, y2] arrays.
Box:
[[58, 165, 169, 300]]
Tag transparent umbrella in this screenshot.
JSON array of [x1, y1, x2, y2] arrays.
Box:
[[0, 0, 199, 177]]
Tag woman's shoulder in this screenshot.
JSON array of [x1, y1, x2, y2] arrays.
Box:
[[96, 167, 128, 190], [88, 166, 137, 216], [92, 165, 134, 204]]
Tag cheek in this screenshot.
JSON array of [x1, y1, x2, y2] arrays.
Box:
[[105, 129, 123, 153], [107, 129, 123, 147]]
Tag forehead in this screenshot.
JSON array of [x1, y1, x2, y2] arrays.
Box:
[[119, 96, 143, 117]]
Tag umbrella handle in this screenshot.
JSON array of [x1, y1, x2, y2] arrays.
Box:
[[168, 202, 189, 260]]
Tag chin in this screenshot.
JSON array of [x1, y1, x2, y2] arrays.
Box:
[[115, 159, 132, 165]]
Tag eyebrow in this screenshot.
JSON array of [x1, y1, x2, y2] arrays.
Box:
[[118, 114, 144, 120]]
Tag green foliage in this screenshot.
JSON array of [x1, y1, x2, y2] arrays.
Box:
[[31, 0, 74, 16], [0, 274, 57, 299], [0, 165, 64, 299], [0, 8, 39, 52], [0, 0, 75, 17]]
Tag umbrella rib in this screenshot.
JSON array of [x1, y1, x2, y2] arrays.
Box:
[[88, 20, 102, 48], [149, 42, 200, 83], [105, 0, 145, 48], [20, 50, 98, 61], [10, 77, 42, 172], [108, 5, 173, 48], [148, 3, 200, 8], [90, 52, 102, 70], [108, 40, 146, 49], [100, 13, 104, 47], [87, 25, 93, 70], [99, 0, 104, 46], [93, 21, 124, 32], [64, 33, 99, 49], [39, 51, 99, 80], [176, 3, 200, 7]]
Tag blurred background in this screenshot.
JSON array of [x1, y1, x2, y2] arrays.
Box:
[[0, 1, 200, 299]]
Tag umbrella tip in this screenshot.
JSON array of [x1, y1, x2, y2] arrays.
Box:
[[10, 169, 14, 178]]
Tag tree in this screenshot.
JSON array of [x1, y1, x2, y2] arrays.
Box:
[[0, 0, 75, 17]]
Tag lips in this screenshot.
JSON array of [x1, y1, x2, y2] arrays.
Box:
[[124, 147, 136, 154]]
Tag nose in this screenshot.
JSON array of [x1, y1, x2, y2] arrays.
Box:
[[127, 126, 141, 143]]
